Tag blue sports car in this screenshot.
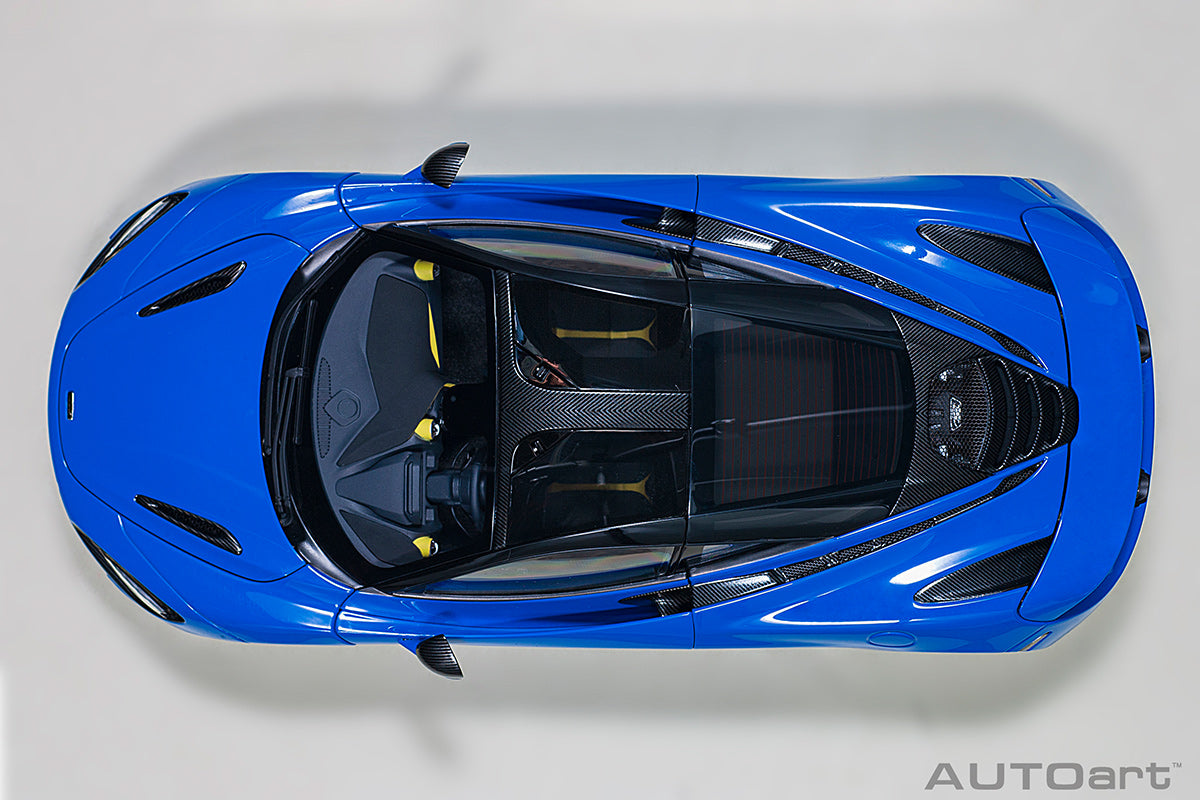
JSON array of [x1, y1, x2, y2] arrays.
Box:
[[49, 144, 1153, 677]]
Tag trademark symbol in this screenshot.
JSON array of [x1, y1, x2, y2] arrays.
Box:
[[1173, 762, 1182, 768]]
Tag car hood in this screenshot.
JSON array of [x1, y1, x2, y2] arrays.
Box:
[[56, 235, 309, 581]]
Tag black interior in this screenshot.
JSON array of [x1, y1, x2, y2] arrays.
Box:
[[507, 431, 688, 546], [510, 278, 689, 391]]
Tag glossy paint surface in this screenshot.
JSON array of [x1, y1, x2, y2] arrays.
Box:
[[1018, 207, 1147, 622], [48, 168, 1150, 649], [696, 174, 1068, 380]]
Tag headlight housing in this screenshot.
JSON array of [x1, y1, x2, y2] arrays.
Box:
[[77, 192, 186, 287]]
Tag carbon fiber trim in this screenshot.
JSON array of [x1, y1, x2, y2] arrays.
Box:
[[492, 274, 690, 546], [914, 536, 1052, 603], [695, 216, 777, 252], [622, 584, 693, 616], [691, 216, 1041, 366], [420, 142, 469, 189], [631, 465, 1039, 614], [769, 464, 1039, 586], [134, 495, 242, 555], [415, 635, 463, 678], [893, 315, 994, 513], [691, 573, 777, 606], [918, 224, 1053, 294], [624, 207, 697, 239], [138, 261, 246, 317]]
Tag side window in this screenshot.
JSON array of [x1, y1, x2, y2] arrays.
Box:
[[431, 225, 680, 279], [422, 546, 677, 596]]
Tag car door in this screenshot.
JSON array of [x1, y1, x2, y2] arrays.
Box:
[[335, 528, 694, 648]]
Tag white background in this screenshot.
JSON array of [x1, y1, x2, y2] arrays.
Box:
[[2, 2, 1195, 797]]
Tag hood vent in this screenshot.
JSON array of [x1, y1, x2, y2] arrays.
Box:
[[138, 261, 246, 317], [928, 358, 1077, 474], [918, 224, 1053, 294], [135, 495, 242, 555], [915, 536, 1053, 604]]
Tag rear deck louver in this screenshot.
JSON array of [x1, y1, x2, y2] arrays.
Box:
[[138, 261, 246, 317], [134, 495, 242, 555], [918, 224, 1054, 294], [914, 536, 1053, 604]]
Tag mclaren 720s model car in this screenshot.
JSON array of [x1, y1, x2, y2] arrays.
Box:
[[49, 143, 1152, 677]]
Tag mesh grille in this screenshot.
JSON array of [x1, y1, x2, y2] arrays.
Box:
[[138, 261, 246, 317], [134, 495, 242, 555], [914, 536, 1053, 603], [918, 224, 1053, 294]]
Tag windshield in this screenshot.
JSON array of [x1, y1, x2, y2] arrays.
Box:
[[263, 229, 497, 585]]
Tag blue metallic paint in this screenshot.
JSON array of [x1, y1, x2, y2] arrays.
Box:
[[59, 235, 308, 581], [1018, 208, 1146, 622], [48, 164, 1151, 658]]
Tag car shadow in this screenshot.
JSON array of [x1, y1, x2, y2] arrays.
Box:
[[93, 95, 1154, 734]]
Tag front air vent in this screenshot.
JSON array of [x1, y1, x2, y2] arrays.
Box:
[[134, 495, 242, 555], [914, 536, 1053, 604], [75, 527, 185, 623], [138, 261, 246, 317], [918, 224, 1054, 294]]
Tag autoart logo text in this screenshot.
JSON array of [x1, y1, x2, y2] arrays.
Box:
[[925, 762, 1178, 791]]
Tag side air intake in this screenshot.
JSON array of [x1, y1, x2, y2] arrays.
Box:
[[914, 536, 1053, 604], [138, 261, 246, 317], [918, 224, 1054, 294], [134, 495, 242, 555]]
